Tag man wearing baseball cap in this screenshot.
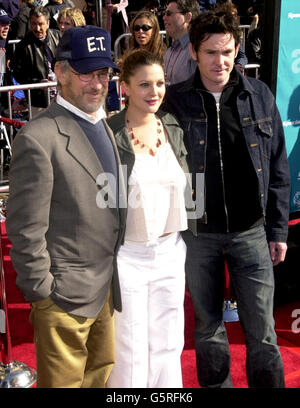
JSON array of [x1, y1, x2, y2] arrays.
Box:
[[6, 25, 126, 388], [0, 8, 11, 35]]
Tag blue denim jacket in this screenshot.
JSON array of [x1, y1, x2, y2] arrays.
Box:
[[163, 68, 290, 242]]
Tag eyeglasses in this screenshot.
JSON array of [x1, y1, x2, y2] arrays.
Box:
[[133, 24, 153, 32], [70, 69, 113, 82], [163, 10, 183, 17]]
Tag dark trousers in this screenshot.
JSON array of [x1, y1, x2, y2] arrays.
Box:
[[183, 225, 285, 388]]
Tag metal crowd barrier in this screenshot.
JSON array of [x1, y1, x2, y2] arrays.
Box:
[[0, 80, 56, 122], [0, 185, 9, 193], [0, 25, 259, 180], [113, 26, 250, 62], [0, 81, 57, 184], [113, 26, 259, 110], [239, 24, 250, 50], [3, 24, 256, 116], [244, 63, 260, 78], [113, 30, 167, 60]]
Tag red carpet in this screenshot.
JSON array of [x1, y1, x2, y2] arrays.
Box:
[[1, 220, 300, 388], [182, 291, 300, 388]]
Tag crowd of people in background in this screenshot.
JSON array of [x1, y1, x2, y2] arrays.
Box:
[[0, 0, 264, 117]]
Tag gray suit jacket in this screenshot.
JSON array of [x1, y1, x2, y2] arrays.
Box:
[[6, 102, 126, 317]]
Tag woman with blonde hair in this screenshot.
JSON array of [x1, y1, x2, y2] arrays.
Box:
[[57, 7, 86, 33]]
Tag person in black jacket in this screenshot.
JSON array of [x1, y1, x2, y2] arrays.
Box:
[[0, 8, 11, 84], [8, 0, 34, 41], [10, 6, 61, 117], [162, 7, 290, 388]]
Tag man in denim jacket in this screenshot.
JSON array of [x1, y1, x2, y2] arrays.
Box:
[[163, 8, 290, 388]]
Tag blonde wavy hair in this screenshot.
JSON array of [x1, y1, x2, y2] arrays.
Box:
[[57, 7, 86, 27]]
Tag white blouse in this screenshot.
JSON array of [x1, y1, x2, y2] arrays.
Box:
[[125, 142, 188, 242]]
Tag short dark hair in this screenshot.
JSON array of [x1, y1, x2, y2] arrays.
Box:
[[29, 6, 50, 21], [189, 8, 241, 53], [166, 0, 200, 20]]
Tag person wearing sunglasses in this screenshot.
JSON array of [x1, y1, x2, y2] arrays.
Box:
[[120, 10, 166, 65], [163, 0, 200, 85]]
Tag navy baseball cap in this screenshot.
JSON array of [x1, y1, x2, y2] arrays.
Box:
[[0, 9, 12, 23], [55, 25, 119, 73]]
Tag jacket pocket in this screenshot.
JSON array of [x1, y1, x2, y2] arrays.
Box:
[[257, 119, 273, 160], [258, 120, 273, 138]]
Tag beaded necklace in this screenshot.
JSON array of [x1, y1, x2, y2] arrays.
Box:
[[126, 117, 163, 156]]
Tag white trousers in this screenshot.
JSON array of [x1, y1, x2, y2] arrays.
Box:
[[107, 232, 186, 388]]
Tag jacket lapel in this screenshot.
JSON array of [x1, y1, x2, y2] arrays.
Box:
[[49, 103, 127, 225], [103, 119, 127, 227], [50, 103, 105, 182]]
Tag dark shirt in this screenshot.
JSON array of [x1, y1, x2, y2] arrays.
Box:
[[72, 114, 119, 209], [195, 70, 263, 232]]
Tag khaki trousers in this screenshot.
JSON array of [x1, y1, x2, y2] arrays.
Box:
[[29, 290, 114, 388]]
